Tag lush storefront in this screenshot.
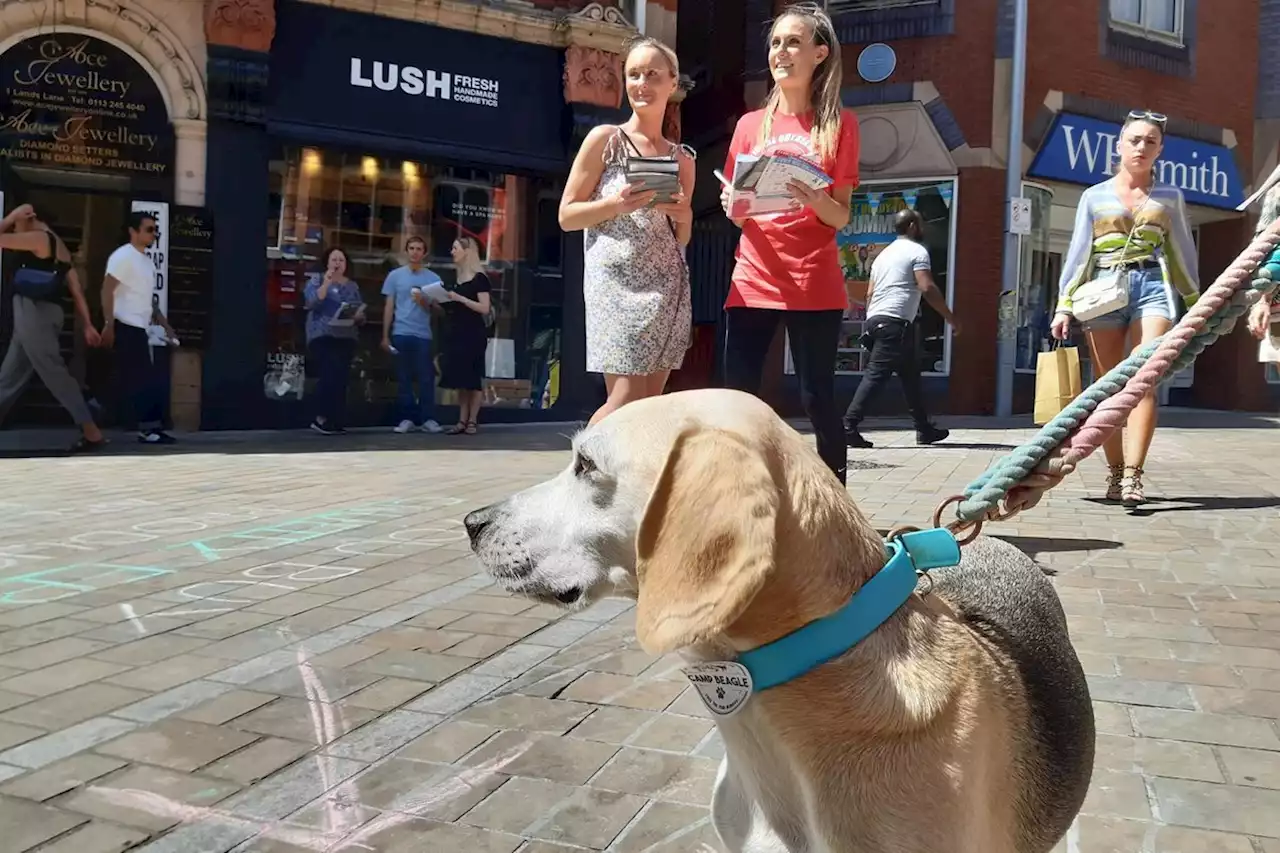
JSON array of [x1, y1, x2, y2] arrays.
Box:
[[203, 1, 584, 429]]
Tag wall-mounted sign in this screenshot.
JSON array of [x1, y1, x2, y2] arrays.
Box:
[[0, 34, 174, 177], [168, 207, 214, 349], [857, 43, 897, 84], [1009, 196, 1032, 236], [269, 0, 568, 170], [1028, 112, 1244, 210]]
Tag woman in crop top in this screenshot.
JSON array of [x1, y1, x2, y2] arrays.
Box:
[[1050, 110, 1200, 505], [0, 204, 105, 453]]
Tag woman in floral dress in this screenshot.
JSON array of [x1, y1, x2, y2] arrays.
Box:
[[559, 37, 694, 425]]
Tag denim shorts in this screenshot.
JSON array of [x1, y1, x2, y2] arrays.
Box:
[[1081, 265, 1175, 331]]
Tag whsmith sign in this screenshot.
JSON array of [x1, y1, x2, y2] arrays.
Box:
[[0, 34, 174, 178], [1028, 112, 1244, 210]]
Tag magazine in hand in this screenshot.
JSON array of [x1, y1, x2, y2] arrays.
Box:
[[329, 301, 362, 327], [719, 153, 833, 218]]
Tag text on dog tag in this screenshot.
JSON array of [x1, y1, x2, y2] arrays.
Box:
[[681, 661, 753, 718]]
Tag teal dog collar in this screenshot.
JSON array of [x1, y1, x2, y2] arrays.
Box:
[[681, 528, 962, 718]]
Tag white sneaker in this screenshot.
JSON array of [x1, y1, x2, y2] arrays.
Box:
[[393, 419, 416, 434], [421, 420, 443, 434]]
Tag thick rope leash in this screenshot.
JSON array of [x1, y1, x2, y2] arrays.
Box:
[[951, 219, 1280, 527]]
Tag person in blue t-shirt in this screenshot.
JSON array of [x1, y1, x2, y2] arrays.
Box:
[[381, 235, 443, 433]]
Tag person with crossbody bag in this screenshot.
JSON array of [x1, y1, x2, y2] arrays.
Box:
[[1049, 111, 1200, 505], [559, 36, 694, 426], [0, 204, 106, 452]]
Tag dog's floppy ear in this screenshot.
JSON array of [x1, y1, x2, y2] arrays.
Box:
[[634, 425, 778, 654]]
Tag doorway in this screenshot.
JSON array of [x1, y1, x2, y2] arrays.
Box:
[[1, 189, 126, 426]]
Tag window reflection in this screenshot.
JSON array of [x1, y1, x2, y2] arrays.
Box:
[[265, 145, 565, 416]]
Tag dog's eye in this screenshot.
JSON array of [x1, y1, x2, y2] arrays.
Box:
[[572, 452, 596, 478]]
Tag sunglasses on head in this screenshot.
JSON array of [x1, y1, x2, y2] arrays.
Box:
[[1127, 109, 1168, 127]]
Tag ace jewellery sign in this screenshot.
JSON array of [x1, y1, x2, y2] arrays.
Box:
[[1028, 112, 1244, 210], [0, 34, 174, 177]]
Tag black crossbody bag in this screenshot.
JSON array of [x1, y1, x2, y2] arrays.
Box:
[[12, 231, 66, 302]]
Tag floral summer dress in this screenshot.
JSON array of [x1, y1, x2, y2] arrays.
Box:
[[583, 128, 693, 375]]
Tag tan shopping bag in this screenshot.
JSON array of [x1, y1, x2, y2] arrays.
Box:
[[1033, 345, 1082, 425]]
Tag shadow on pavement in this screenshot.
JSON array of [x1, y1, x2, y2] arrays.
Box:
[[1126, 495, 1280, 516], [993, 535, 1124, 556], [0, 425, 581, 459]]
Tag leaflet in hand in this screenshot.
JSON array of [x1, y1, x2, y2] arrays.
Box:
[[419, 282, 450, 304], [721, 154, 833, 218], [329, 301, 363, 327]]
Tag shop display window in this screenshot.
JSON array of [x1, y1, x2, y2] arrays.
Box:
[[787, 178, 957, 377], [265, 145, 564, 414]]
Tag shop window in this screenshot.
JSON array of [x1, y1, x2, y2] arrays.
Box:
[[828, 0, 937, 10], [1104, 0, 1192, 77], [784, 178, 956, 378], [828, 0, 953, 41], [1109, 0, 1183, 43], [266, 145, 558, 416], [535, 190, 563, 273]]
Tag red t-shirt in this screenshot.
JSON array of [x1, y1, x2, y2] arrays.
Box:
[[724, 109, 860, 311]]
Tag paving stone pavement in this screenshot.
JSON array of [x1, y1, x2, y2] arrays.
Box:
[[0, 409, 1278, 852]]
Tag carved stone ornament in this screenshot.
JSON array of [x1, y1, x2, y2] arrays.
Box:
[[563, 45, 623, 109], [574, 1, 630, 27], [205, 0, 276, 53]]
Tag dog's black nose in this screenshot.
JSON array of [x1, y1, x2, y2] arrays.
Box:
[[464, 504, 497, 546]]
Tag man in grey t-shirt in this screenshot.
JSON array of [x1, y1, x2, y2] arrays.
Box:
[[843, 209, 960, 449]]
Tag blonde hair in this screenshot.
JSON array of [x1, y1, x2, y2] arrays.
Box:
[[454, 236, 485, 282], [758, 3, 844, 163], [624, 36, 680, 80]]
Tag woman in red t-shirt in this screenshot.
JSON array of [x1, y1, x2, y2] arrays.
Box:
[[720, 2, 859, 485]]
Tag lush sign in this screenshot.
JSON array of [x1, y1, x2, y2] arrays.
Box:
[[0, 34, 174, 177], [269, 0, 568, 170], [1028, 112, 1244, 210]]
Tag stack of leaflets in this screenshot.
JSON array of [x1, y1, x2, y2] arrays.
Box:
[[329, 302, 362, 327], [717, 154, 833, 218]]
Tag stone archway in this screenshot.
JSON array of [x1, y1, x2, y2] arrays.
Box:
[[0, 0, 207, 203]]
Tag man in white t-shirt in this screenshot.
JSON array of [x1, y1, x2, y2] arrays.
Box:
[[100, 211, 175, 444], [843, 209, 960, 449]]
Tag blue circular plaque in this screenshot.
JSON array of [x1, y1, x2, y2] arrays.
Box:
[[857, 43, 897, 84]]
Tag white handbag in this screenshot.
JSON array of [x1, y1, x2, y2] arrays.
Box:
[[1071, 195, 1147, 324], [1070, 267, 1129, 323]]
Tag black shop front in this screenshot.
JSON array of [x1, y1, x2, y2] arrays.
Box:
[[202, 0, 601, 430]]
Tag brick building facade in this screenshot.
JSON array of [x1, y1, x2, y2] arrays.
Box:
[[681, 0, 1275, 416]]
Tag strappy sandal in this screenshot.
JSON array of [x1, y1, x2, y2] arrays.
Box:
[[463, 421, 477, 435], [1105, 464, 1125, 502], [446, 423, 467, 435], [1122, 466, 1146, 506]]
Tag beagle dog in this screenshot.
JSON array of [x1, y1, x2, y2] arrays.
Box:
[[465, 388, 1094, 853]]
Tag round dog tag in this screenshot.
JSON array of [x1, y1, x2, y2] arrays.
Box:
[[681, 661, 753, 718]]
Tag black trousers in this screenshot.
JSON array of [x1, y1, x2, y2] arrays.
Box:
[[843, 316, 930, 430], [114, 321, 169, 432], [309, 336, 356, 428], [723, 307, 846, 485]]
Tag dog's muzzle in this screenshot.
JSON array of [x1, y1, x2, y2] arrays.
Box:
[[464, 503, 497, 547]]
